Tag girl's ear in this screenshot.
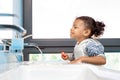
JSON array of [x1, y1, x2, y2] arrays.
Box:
[[83, 29, 91, 37]]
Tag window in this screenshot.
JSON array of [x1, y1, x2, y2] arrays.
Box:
[[23, 0, 120, 52], [32, 0, 120, 39], [29, 53, 62, 61], [23, 0, 120, 61], [29, 52, 120, 71], [104, 52, 120, 71]]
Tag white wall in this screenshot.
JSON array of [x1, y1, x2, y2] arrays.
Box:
[[0, 0, 23, 40], [0, 0, 13, 39]]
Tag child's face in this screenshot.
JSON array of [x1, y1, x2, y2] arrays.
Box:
[[70, 19, 90, 40]]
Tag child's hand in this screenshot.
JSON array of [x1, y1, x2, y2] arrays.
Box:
[[61, 52, 69, 60]]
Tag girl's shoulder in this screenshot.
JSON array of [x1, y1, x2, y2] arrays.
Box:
[[81, 38, 102, 45], [84, 38, 104, 56]]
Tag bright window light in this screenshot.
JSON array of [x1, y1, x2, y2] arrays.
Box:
[[32, 0, 120, 39]]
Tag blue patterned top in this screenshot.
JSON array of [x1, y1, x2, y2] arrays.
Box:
[[69, 38, 105, 61]]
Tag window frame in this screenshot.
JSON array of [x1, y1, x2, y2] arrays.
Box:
[[23, 0, 120, 61]]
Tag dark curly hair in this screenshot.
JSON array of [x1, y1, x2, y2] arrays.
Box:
[[76, 16, 105, 37]]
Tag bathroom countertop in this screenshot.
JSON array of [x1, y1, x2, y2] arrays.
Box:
[[0, 61, 120, 80]]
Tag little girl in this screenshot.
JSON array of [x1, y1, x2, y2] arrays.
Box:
[[61, 16, 106, 65]]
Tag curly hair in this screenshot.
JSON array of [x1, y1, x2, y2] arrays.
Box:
[[76, 16, 105, 37]]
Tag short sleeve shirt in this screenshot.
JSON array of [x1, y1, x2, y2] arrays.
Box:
[[69, 38, 105, 61]]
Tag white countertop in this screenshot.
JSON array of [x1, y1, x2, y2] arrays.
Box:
[[0, 61, 120, 80]]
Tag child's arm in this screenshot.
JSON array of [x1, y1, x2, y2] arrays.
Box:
[[69, 56, 106, 65]]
